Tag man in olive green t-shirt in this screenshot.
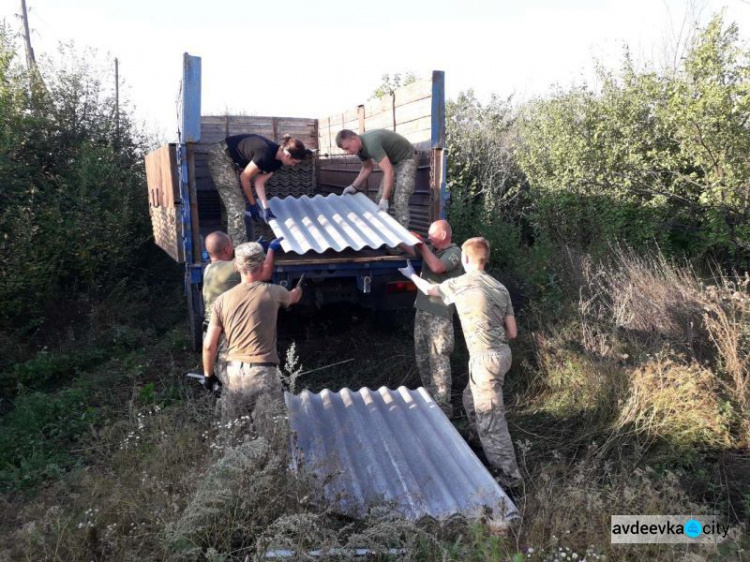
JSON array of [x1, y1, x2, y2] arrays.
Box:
[[203, 231, 241, 326], [401, 220, 462, 416], [335, 129, 419, 229], [201, 231, 241, 397], [398, 236, 522, 490]]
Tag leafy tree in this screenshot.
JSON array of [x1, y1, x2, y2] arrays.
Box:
[[516, 14, 750, 264], [0, 31, 158, 353], [371, 72, 417, 99], [445, 90, 524, 267]]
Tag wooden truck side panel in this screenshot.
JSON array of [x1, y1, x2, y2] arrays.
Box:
[[144, 144, 185, 262]]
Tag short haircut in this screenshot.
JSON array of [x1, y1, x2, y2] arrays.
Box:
[[205, 231, 231, 257], [335, 129, 358, 148], [234, 242, 265, 274], [461, 237, 490, 266], [429, 219, 452, 240]]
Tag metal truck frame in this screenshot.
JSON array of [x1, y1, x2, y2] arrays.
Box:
[[144, 54, 448, 349]]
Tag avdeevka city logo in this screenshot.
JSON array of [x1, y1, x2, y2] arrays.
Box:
[[684, 519, 703, 538]]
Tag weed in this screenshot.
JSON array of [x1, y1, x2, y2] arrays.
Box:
[[0, 385, 100, 491], [282, 341, 303, 394]]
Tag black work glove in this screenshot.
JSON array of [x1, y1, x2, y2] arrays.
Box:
[[202, 374, 218, 391]]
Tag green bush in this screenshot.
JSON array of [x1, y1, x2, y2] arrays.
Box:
[[447, 15, 750, 269], [516, 15, 750, 265], [0, 31, 159, 354]]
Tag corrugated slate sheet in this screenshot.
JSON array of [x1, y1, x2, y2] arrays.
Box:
[[268, 193, 421, 254], [285, 386, 518, 530]]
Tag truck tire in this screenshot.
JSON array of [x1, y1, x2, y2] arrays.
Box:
[[187, 282, 204, 352]]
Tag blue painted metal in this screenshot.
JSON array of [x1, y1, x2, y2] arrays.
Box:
[[181, 53, 202, 143], [177, 144, 194, 269], [431, 71, 448, 219], [179, 53, 203, 286], [272, 258, 418, 285], [276, 260, 409, 275], [431, 71, 445, 149], [440, 149, 449, 220]]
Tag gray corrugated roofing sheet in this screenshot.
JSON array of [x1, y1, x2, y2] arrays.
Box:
[[268, 193, 421, 254], [285, 386, 518, 530]]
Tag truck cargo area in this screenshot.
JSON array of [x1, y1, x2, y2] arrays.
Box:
[[143, 54, 447, 348]]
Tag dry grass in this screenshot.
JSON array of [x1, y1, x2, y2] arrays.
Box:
[[509, 245, 750, 560], [514, 439, 748, 561], [572, 246, 749, 445], [1, 247, 749, 561], [616, 353, 734, 448]]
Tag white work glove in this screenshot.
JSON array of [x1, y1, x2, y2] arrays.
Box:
[[342, 185, 358, 195], [378, 198, 389, 212], [398, 260, 416, 279]]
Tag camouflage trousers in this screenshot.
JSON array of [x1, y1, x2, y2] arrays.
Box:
[[223, 362, 288, 447], [463, 347, 522, 487], [376, 151, 419, 228], [208, 142, 248, 245], [414, 309, 454, 417]]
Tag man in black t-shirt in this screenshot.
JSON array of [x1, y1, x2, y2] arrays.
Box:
[[208, 133, 309, 244]]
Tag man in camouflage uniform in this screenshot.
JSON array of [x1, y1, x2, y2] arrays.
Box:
[[398, 237, 522, 488], [401, 220, 462, 416], [336, 129, 419, 229], [203, 240, 301, 437]]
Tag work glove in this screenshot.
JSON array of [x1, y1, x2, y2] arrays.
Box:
[[257, 236, 285, 253], [202, 373, 219, 391], [262, 206, 276, 223], [398, 260, 416, 279], [247, 202, 262, 222], [378, 199, 389, 212], [409, 231, 425, 244], [342, 185, 358, 195], [268, 237, 285, 253]]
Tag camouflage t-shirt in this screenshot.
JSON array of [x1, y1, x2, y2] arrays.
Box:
[[210, 281, 292, 364], [358, 129, 414, 166], [437, 270, 515, 354], [414, 243, 463, 318], [202, 260, 241, 324]]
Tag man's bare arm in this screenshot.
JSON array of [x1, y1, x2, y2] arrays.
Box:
[[289, 286, 302, 305], [417, 244, 447, 273], [260, 249, 276, 281], [202, 325, 223, 376], [377, 156, 395, 200], [351, 159, 374, 190]]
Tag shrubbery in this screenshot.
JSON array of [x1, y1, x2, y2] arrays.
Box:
[[0, 28, 172, 365], [447, 14, 750, 268]]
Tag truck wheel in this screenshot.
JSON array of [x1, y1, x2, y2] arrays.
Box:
[[187, 283, 204, 351]]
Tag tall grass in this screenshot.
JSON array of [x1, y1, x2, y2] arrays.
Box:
[[1, 248, 748, 561]]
